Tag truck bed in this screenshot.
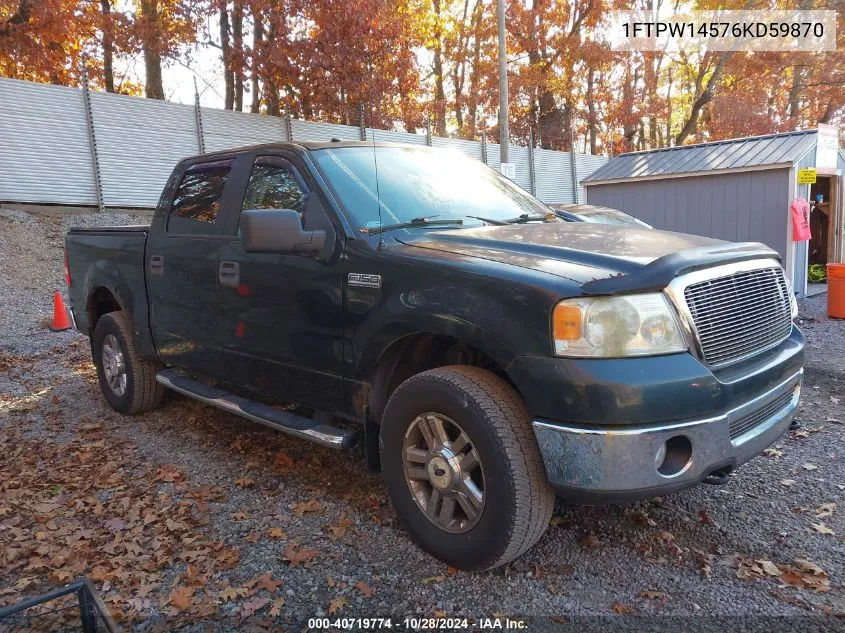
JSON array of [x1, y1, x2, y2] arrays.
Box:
[[65, 225, 152, 353]]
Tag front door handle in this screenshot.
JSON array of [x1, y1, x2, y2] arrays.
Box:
[[219, 261, 240, 287], [149, 255, 164, 275]]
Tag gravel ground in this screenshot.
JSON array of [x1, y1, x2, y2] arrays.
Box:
[[1, 208, 843, 631]]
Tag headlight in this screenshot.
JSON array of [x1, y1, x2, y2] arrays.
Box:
[[552, 293, 687, 358]]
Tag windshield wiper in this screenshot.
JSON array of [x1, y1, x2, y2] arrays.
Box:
[[504, 212, 556, 224], [463, 215, 509, 226], [361, 216, 464, 235]]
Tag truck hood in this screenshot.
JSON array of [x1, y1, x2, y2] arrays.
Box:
[[396, 223, 780, 293]]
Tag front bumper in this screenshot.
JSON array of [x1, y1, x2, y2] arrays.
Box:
[[532, 367, 803, 504]]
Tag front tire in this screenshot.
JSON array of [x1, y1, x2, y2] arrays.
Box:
[[380, 366, 554, 571], [92, 311, 164, 415]]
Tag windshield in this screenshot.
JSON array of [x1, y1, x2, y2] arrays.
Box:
[[312, 146, 552, 230]]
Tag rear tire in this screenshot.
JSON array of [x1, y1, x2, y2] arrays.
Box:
[[92, 311, 164, 415], [380, 365, 554, 571]]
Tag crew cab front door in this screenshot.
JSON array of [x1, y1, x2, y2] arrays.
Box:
[[215, 155, 346, 412]]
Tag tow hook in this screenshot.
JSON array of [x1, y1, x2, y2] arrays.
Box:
[[703, 468, 732, 485]]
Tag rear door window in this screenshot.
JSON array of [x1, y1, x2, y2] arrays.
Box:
[[167, 161, 232, 234]]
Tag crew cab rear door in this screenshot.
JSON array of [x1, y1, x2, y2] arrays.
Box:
[[146, 155, 249, 377]]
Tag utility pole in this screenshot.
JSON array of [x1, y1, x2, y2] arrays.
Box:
[[496, 0, 509, 164]]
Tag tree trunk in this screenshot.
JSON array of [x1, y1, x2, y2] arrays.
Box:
[[100, 0, 115, 92], [264, 15, 279, 116], [819, 100, 836, 124], [586, 68, 597, 154], [465, 0, 483, 138], [220, 3, 234, 110], [139, 0, 164, 99], [665, 68, 673, 147], [0, 0, 33, 38], [788, 63, 806, 123], [432, 0, 446, 137], [250, 2, 263, 113], [675, 51, 732, 145], [232, 0, 244, 111]]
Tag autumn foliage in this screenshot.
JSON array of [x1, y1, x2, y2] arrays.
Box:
[[0, 0, 843, 151]]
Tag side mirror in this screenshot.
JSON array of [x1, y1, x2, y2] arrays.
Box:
[[241, 208, 326, 255]]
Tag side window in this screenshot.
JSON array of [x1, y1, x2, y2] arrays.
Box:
[[167, 161, 232, 234], [242, 160, 307, 217]]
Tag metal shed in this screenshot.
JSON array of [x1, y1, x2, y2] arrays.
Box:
[[582, 129, 844, 297]]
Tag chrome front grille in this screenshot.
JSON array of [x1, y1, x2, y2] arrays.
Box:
[[729, 390, 794, 440], [684, 266, 792, 367]]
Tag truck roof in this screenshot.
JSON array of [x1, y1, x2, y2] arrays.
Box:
[[191, 140, 426, 161]]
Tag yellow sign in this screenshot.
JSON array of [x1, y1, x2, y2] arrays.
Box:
[[798, 168, 817, 184]]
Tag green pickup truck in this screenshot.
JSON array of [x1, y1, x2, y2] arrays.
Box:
[[65, 141, 804, 570]]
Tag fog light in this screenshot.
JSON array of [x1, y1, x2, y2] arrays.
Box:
[[656, 435, 693, 477]]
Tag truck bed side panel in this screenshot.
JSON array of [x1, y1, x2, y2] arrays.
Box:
[[65, 228, 157, 358]]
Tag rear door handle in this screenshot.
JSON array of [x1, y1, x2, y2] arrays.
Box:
[[149, 255, 164, 275], [219, 261, 240, 287]]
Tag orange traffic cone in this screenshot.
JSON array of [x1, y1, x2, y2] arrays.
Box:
[[50, 292, 72, 331]]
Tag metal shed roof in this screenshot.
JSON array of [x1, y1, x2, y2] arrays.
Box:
[[583, 130, 818, 185]]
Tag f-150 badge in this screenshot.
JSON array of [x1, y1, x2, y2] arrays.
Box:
[[348, 273, 381, 289]]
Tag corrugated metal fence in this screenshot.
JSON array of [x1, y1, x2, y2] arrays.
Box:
[[0, 76, 607, 209]]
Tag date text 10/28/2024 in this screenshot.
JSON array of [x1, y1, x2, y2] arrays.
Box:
[[307, 617, 529, 630]]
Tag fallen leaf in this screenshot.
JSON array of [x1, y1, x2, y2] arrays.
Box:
[[631, 510, 657, 527], [241, 597, 270, 617], [815, 503, 836, 518], [763, 448, 783, 458], [268, 527, 286, 539], [293, 499, 323, 516], [830, 396, 839, 405], [155, 465, 184, 483], [795, 559, 826, 576], [611, 602, 635, 614], [757, 560, 782, 577], [103, 518, 126, 531], [421, 575, 445, 584], [579, 533, 599, 548], [219, 586, 251, 602], [169, 587, 195, 611], [638, 590, 670, 605], [355, 580, 374, 597], [256, 574, 283, 593], [231, 512, 248, 521], [826, 417, 843, 424], [328, 596, 347, 614], [802, 463, 818, 471], [282, 544, 318, 567], [235, 477, 255, 488], [811, 522, 834, 535], [780, 479, 796, 487], [549, 516, 568, 527], [268, 597, 285, 617], [273, 450, 295, 470]]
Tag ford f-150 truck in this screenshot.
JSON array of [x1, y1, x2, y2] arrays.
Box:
[[65, 141, 804, 571]]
